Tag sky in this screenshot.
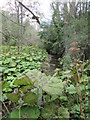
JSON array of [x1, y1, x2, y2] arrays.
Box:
[[0, 0, 88, 9], [0, 0, 7, 8], [0, 0, 52, 21], [0, 0, 88, 21]]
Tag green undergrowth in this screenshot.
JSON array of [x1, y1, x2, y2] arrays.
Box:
[[2, 69, 69, 119], [0, 45, 49, 82], [0, 46, 89, 119], [53, 59, 90, 119]]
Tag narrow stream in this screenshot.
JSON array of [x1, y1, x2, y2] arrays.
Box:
[[49, 55, 60, 76]]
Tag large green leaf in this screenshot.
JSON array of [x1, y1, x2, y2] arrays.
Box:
[[6, 93, 20, 103], [42, 77, 64, 96], [21, 106, 40, 118], [22, 92, 38, 105], [19, 85, 32, 93], [26, 70, 64, 96], [8, 109, 19, 118], [9, 106, 40, 118], [14, 76, 33, 86]]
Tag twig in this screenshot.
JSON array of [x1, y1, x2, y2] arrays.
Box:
[[2, 101, 9, 114]]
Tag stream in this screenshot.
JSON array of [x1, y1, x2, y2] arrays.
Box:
[[48, 55, 61, 76]]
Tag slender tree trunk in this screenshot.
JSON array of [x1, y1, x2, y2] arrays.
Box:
[[86, 2, 87, 13], [17, 5, 20, 54], [64, 3, 68, 54], [75, 3, 78, 17], [79, 2, 81, 17], [70, 2, 76, 18], [0, 10, 2, 46], [20, 4, 23, 52], [83, 2, 85, 15]]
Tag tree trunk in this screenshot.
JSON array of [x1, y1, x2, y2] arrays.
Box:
[[20, 4, 23, 52], [79, 2, 81, 17], [64, 3, 68, 54], [70, 2, 76, 18], [83, 2, 85, 15], [17, 5, 20, 54], [85, 2, 87, 13]]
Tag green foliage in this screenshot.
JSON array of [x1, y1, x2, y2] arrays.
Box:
[[1, 45, 48, 80], [8, 38, 17, 46], [1, 1, 89, 119], [23, 20, 39, 46], [22, 92, 38, 105], [19, 85, 31, 93], [42, 77, 64, 96], [9, 109, 19, 118], [53, 59, 90, 119], [1, 45, 49, 104], [6, 93, 20, 103], [1, 11, 39, 46], [41, 102, 69, 119], [64, 15, 89, 59], [63, 54, 72, 69], [58, 107, 69, 118], [1, 46, 89, 119], [2, 81, 13, 92], [9, 106, 40, 118], [39, 2, 64, 56], [2, 68, 69, 119], [14, 77, 33, 86], [66, 84, 76, 94], [26, 69, 64, 96], [41, 102, 57, 118]]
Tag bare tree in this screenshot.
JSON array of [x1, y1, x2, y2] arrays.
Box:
[[15, 0, 40, 54]]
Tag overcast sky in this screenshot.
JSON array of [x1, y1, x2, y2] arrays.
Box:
[[0, 0, 88, 9], [0, 0, 52, 20], [0, 0, 88, 21]]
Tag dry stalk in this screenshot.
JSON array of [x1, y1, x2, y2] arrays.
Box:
[[81, 65, 86, 120], [75, 63, 83, 117]]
